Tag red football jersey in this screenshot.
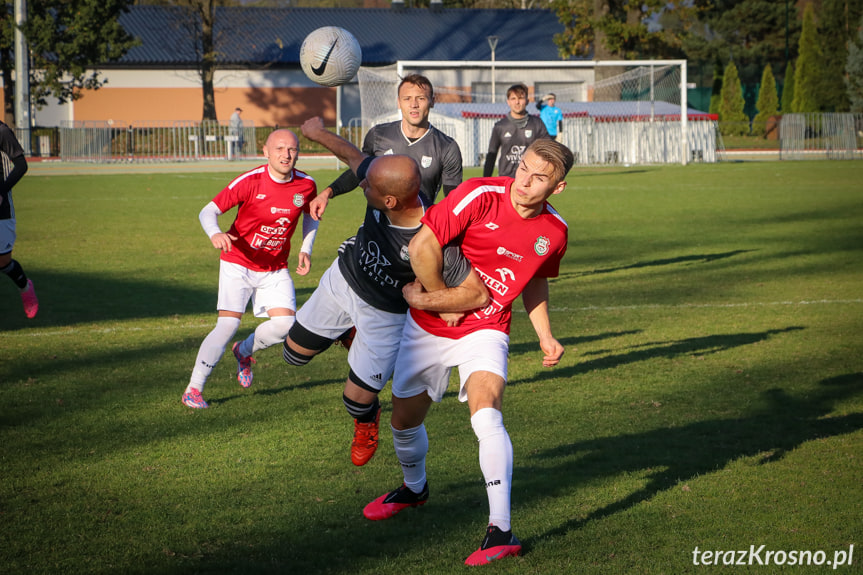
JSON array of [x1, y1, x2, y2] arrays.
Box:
[[411, 176, 568, 338], [212, 166, 317, 272]]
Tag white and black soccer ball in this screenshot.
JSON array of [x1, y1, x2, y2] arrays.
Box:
[[299, 26, 362, 87]]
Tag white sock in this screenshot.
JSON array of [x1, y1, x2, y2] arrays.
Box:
[[240, 315, 295, 357], [471, 407, 513, 532], [187, 316, 241, 393], [392, 424, 429, 494]]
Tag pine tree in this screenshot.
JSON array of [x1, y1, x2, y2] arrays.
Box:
[[847, 16, 863, 113], [709, 59, 723, 115], [753, 64, 779, 137], [781, 62, 795, 113], [792, 4, 823, 112], [719, 61, 749, 136], [820, 0, 863, 112]]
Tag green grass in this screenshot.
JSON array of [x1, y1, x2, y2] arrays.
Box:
[[1, 160, 862, 574]]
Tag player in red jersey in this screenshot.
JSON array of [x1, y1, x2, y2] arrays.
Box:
[[363, 138, 574, 566], [182, 129, 319, 409]]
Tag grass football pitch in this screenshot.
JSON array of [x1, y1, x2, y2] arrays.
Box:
[[1, 160, 861, 574]]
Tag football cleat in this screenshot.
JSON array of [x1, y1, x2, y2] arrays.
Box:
[[363, 482, 429, 521], [20, 279, 38, 319], [182, 389, 209, 409], [464, 525, 522, 566], [351, 406, 381, 466], [232, 342, 256, 388]]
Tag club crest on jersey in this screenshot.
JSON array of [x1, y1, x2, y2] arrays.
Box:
[[535, 236, 550, 256], [421, 156, 432, 168], [400, 245, 410, 261], [525, 130, 533, 138], [293, 194, 304, 207]]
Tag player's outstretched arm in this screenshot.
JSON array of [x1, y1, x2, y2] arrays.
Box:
[[522, 276, 564, 367], [301, 117, 367, 175]]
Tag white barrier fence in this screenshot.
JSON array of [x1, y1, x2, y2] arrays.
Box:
[[55, 120, 255, 163]]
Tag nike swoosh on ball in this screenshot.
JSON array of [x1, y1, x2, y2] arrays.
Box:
[[312, 39, 339, 76]]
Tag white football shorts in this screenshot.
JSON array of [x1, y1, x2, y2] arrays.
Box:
[[296, 258, 406, 392], [217, 260, 296, 318], [392, 312, 509, 403], [0, 218, 16, 255]]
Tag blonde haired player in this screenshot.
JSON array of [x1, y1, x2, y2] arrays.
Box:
[[365, 138, 574, 566]]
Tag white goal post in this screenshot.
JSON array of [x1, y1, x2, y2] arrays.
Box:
[[356, 59, 714, 167]]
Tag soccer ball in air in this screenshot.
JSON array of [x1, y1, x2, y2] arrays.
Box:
[[299, 26, 362, 87]]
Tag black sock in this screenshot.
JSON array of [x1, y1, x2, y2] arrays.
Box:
[[1, 259, 28, 289], [343, 395, 380, 422]]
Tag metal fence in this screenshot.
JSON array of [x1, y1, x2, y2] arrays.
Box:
[[52, 120, 256, 163], [353, 115, 719, 167], [16, 112, 863, 165]]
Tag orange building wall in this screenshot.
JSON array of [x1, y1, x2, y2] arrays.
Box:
[[73, 86, 338, 127]]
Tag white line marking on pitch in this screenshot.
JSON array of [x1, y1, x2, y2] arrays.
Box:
[[544, 299, 863, 312]]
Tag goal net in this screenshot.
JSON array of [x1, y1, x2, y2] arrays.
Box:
[[356, 60, 718, 166]]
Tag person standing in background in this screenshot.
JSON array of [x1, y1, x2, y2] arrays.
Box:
[[538, 93, 563, 142], [483, 83, 549, 178]]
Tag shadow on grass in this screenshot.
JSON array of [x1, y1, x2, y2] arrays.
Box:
[[148, 373, 862, 574], [0, 270, 316, 331], [559, 249, 754, 280], [508, 330, 642, 356], [522, 372, 863, 546], [512, 326, 805, 385]]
